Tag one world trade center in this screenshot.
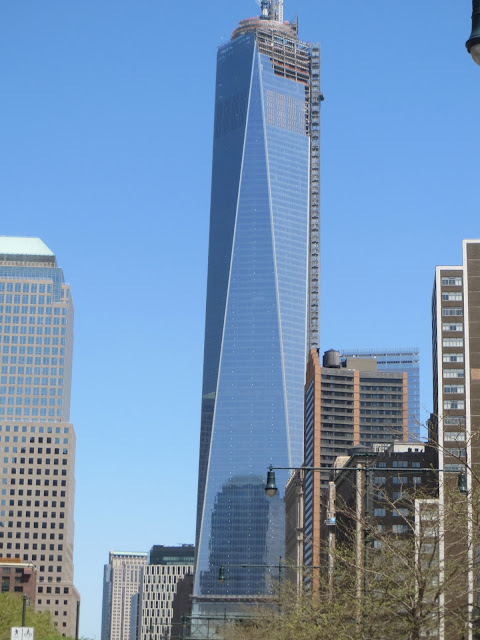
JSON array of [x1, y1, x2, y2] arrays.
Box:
[[194, 0, 321, 618]]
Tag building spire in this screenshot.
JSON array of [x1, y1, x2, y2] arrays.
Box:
[[260, 0, 270, 19]]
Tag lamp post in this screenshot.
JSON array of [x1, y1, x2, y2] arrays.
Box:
[[21, 593, 29, 626], [466, 0, 480, 65]]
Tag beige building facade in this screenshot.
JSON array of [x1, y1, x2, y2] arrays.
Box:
[[102, 551, 148, 640], [0, 237, 79, 636]]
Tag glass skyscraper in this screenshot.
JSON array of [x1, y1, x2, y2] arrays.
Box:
[[194, 3, 320, 617]]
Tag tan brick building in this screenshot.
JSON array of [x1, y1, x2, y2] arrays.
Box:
[[0, 237, 79, 636]]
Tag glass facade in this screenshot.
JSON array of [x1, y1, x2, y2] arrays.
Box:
[[0, 259, 73, 423], [340, 348, 421, 439], [195, 16, 318, 614]]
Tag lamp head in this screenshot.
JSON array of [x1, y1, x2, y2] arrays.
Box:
[[265, 466, 278, 497], [466, 0, 480, 65]]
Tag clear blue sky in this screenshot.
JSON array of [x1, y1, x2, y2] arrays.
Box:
[[0, 1, 479, 637]]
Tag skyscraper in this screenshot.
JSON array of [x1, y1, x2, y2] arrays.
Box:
[[431, 241, 475, 639], [194, 1, 320, 617], [0, 237, 79, 636], [339, 348, 421, 439], [101, 551, 148, 640], [138, 545, 194, 640]]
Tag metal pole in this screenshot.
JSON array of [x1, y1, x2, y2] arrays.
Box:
[[363, 462, 370, 639], [75, 600, 80, 640], [22, 593, 27, 626]]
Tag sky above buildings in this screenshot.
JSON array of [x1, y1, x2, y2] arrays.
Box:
[[0, 0, 479, 637]]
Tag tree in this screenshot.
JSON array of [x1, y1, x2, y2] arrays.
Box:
[[219, 462, 477, 640], [0, 593, 73, 640]]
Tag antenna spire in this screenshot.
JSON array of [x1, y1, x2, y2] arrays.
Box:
[[260, 0, 270, 19]]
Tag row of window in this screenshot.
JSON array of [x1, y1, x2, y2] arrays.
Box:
[[0, 305, 65, 315], [442, 293, 462, 301], [0, 317, 67, 327], [444, 400, 465, 410], [373, 507, 409, 517], [442, 323, 463, 332], [0, 327, 67, 336], [0, 408, 64, 418], [0, 425, 69, 433], [444, 369, 464, 378], [443, 385, 464, 394], [2, 336, 63, 345], [374, 476, 423, 485], [442, 307, 463, 316], [442, 277, 462, 286], [0, 283, 53, 293], [443, 338, 464, 347], [443, 354, 463, 363]]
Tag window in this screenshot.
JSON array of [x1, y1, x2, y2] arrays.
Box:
[[443, 354, 464, 363], [392, 461, 408, 468], [442, 323, 463, 332], [442, 293, 462, 301], [443, 338, 464, 348], [444, 369, 464, 379], [373, 508, 386, 517], [445, 448, 466, 458], [444, 416, 464, 426], [392, 524, 409, 534], [442, 277, 462, 286], [393, 507, 409, 517], [392, 476, 408, 485], [444, 431, 466, 442], [442, 307, 463, 316], [444, 400, 465, 410], [443, 385, 465, 394], [373, 476, 386, 485]]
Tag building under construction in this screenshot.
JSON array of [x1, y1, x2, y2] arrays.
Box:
[[194, 0, 322, 630]]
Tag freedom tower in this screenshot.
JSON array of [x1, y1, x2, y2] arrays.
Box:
[[194, 0, 320, 616]]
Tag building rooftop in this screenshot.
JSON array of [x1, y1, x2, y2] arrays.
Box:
[[0, 237, 55, 257]]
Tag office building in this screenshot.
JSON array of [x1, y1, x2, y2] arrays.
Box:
[[303, 349, 408, 575], [0, 237, 79, 636], [0, 558, 37, 602], [194, 0, 321, 616], [138, 545, 194, 640], [340, 348, 420, 439], [101, 551, 148, 640]]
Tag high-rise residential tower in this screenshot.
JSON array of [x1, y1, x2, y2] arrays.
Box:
[[339, 348, 421, 439], [0, 237, 79, 636], [431, 240, 480, 639], [194, 1, 321, 617], [302, 349, 408, 580]]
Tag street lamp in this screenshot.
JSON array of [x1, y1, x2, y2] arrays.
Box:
[[265, 466, 278, 497], [466, 0, 480, 66]]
